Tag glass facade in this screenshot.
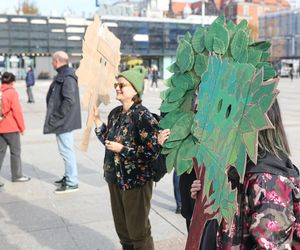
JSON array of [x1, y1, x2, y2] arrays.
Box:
[[0, 14, 200, 57], [0, 14, 216, 79], [259, 10, 300, 59]]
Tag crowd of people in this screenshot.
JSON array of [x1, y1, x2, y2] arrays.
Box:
[[0, 50, 299, 250]]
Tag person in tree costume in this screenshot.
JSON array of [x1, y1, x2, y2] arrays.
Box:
[[191, 99, 300, 249], [158, 15, 299, 249]]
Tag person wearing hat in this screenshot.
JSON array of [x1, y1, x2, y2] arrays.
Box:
[[93, 66, 160, 250]]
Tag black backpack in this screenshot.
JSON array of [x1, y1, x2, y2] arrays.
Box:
[[150, 113, 167, 182]]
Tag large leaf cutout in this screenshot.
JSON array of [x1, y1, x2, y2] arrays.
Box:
[[191, 55, 278, 222]]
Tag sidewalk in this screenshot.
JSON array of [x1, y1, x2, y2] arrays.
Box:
[[0, 79, 187, 250], [0, 77, 299, 250]]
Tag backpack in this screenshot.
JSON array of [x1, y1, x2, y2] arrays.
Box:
[[149, 113, 167, 182], [149, 152, 167, 182]]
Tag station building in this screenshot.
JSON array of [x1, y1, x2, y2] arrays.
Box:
[[0, 14, 216, 79]]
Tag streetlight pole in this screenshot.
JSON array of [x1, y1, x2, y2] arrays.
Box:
[[202, 0, 208, 27]]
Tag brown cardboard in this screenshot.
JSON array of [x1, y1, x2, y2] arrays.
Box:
[[76, 15, 121, 151]]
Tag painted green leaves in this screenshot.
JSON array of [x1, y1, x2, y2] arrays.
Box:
[[191, 56, 278, 221], [160, 15, 277, 177], [205, 21, 229, 54], [176, 32, 194, 73], [231, 29, 248, 62]]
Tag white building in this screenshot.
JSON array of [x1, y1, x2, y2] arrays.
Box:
[[289, 0, 300, 9]]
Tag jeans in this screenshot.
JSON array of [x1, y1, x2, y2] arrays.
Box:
[[173, 170, 181, 208], [56, 132, 78, 186]]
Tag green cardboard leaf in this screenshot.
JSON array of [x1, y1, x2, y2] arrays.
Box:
[[194, 54, 208, 77], [247, 48, 262, 66], [167, 62, 181, 73], [204, 22, 229, 53], [231, 29, 248, 62], [176, 39, 195, 73], [192, 26, 206, 53], [213, 37, 226, 54], [250, 41, 271, 51]]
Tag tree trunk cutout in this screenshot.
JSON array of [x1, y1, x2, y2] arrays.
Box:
[[185, 158, 219, 250]]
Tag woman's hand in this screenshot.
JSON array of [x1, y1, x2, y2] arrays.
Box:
[[105, 140, 124, 153], [158, 129, 170, 145], [93, 106, 102, 127], [190, 179, 201, 199]]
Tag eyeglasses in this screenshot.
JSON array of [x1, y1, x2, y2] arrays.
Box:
[[114, 82, 130, 89]]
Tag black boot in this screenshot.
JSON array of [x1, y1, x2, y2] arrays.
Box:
[[122, 244, 134, 250]]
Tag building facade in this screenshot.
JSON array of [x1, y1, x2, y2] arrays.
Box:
[[259, 9, 300, 74], [0, 14, 218, 79], [224, 0, 290, 39]]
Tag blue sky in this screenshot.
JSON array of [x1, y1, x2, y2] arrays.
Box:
[[0, 0, 199, 17]]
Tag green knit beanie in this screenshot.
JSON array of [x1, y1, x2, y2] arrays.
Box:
[[118, 66, 147, 96]]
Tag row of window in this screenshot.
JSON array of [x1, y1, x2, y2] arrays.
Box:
[[0, 18, 196, 55]]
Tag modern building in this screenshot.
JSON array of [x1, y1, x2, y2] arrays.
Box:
[[259, 9, 300, 75], [0, 14, 217, 79]]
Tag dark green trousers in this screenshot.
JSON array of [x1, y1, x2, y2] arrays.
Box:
[[108, 181, 154, 250]]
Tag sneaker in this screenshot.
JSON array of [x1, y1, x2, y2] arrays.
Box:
[[55, 184, 78, 194], [12, 176, 31, 182], [54, 176, 66, 186], [175, 206, 181, 214]]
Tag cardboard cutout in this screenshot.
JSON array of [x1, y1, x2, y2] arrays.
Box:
[[76, 16, 121, 151], [158, 15, 278, 249], [159, 15, 277, 176], [186, 56, 278, 250]]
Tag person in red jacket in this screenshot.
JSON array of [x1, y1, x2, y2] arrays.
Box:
[[0, 72, 30, 187]]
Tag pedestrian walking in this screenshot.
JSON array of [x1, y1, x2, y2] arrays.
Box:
[[0, 72, 30, 187], [93, 66, 160, 250], [25, 66, 35, 103], [151, 66, 158, 91], [290, 67, 294, 82], [43, 51, 81, 194]]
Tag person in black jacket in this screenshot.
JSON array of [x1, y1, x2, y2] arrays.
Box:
[[43, 51, 81, 194]]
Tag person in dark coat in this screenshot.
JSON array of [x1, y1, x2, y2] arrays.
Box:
[[43, 51, 81, 194], [25, 66, 35, 103]]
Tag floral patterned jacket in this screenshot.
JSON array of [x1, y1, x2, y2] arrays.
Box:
[[216, 153, 300, 250], [95, 103, 160, 190]]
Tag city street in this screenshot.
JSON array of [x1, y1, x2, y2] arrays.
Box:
[[0, 76, 299, 250]]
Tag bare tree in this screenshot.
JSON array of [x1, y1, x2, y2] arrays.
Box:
[[16, 0, 39, 15]]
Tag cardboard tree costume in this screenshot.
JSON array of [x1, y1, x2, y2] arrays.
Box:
[[159, 15, 278, 250], [76, 16, 121, 151]]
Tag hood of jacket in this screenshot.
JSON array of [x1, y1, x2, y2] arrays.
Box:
[[247, 151, 299, 178]]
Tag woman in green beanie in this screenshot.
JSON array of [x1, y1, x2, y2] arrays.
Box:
[[93, 66, 160, 250]]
